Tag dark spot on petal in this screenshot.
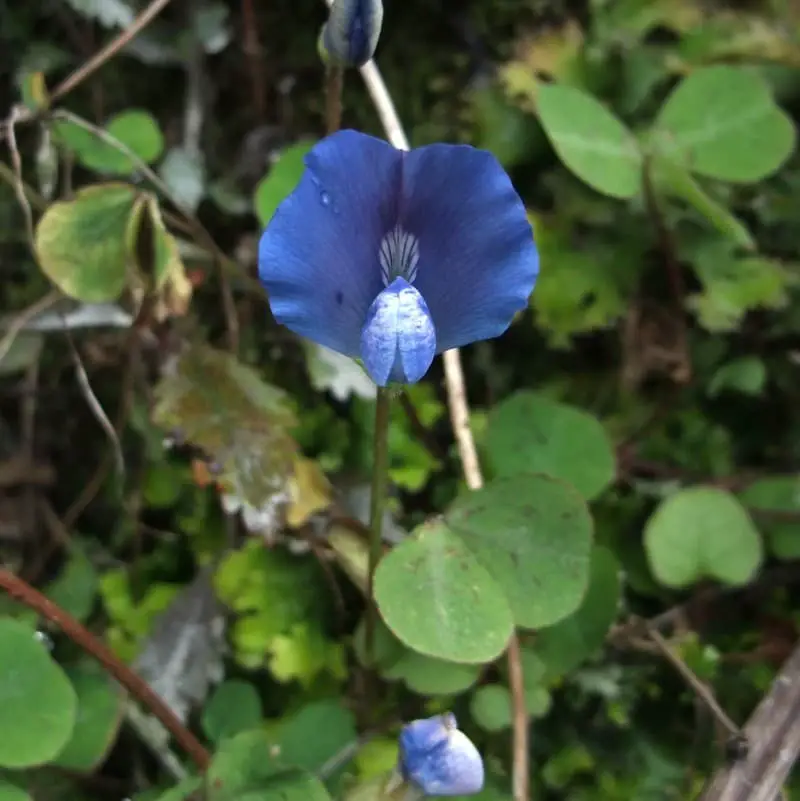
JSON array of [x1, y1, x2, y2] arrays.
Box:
[[335, 290, 344, 305]]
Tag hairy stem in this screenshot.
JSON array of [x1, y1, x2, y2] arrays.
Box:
[[365, 386, 391, 659], [0, 568, 210, 770]]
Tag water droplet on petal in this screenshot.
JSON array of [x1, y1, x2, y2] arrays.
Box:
[[320, 190, 331, 207]]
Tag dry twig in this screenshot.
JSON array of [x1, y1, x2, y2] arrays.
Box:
[[0, 567, 210, 770], [699, 641, 800, 801]]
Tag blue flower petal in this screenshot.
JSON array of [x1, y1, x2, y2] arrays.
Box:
[[258, 130, 401, 356], [401, 144, 538, 352], [399, 714, 484, 797], [360, 277, 436, 386]]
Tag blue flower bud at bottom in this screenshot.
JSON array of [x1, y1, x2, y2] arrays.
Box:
[[398, 713, 485, 797], [360, 278, 436, 386]]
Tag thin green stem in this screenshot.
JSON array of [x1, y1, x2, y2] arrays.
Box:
[[325, 65, 344, 134], [366, 386, 391, 659]]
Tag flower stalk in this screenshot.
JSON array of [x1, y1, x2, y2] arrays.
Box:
[[325, 65, 344, 134], [366, 384, 391, 658]]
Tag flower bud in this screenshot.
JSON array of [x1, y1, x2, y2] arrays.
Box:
[[398, 713, 484, 797], [320, 0, 383, 67]]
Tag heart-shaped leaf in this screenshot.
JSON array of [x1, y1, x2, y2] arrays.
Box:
[[485, 392, 616, 500], [655, 65, 796, 183], [644, 487, 763, 588], [374, 520, 514, 664], [446, 474, 594, 629]]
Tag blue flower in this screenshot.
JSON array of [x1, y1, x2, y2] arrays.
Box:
[[397, 713, 484, 796], [321, 0, 383, 67], [258, 130, 538, 387]]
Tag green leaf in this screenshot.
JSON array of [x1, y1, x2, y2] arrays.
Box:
[[533, 546, 620, 678], [254, 140, 315, 226], [446, 475, 593, 629], [54, 110, 165, 175], [530, 217, 643, 346], [151, 777, 203, 801], [0, 781, 32, 801], [45, 547, 98, 623], [275, 700, 357, 773], [206, 730, 286, 798], [471, 86, 540, 169], [644, 487, 763, 588], [374, 520, 514, 664], [536, 83, 643, 198], [0, 618, 78, 768], [201, 679, 263, 744], [688, 251, 790, 333], [34, 183, 141, 302], [655, 65, 796, 183], [485, 391, 616, 500], [267, 624, 346, 686], [207, 731, 331, 801], [53, 660, 125, 770], [471, 684, 512, 732], [385, 650, 482, 696], [356, 602, 481, 696], [739, 477, 800, 560], [707, 357, 766, 398]]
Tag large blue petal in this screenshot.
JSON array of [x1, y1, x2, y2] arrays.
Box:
[[400, 144, 538, 352], [258, 130, 401, 356]]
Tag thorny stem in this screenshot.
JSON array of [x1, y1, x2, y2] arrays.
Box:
[[366, 386, 391, 660], [325, 65, 345, 135], [0, 568, 211, 770]]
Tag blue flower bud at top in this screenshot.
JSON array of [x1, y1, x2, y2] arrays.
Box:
[[398, 713, 484, 797], [321, 0, 383, 67]]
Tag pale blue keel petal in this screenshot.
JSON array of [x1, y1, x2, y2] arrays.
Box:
[[258, 130, 401, 357], [360, 278, 436, 386], [399, 714, 485, 797]]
